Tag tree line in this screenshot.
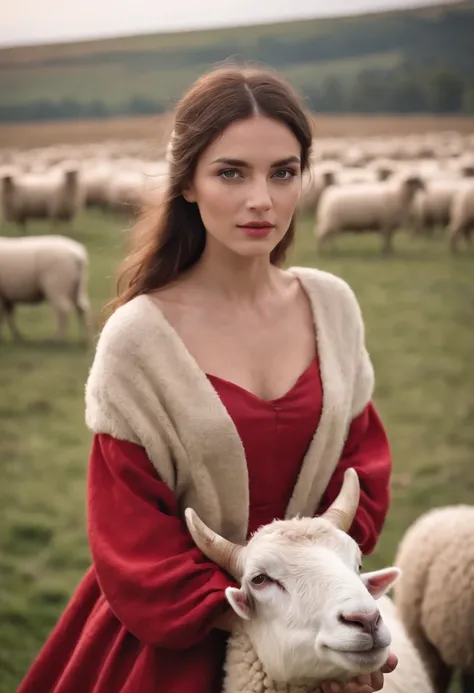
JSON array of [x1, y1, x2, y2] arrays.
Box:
[[1, 65, 473, 124]]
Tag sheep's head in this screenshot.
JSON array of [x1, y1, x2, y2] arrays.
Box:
[[402, 174, 425, 197], [185, 469, 400, 684]]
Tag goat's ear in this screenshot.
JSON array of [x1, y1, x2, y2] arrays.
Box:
[[225, 586, 252, 620], [361, 567, 401, 599]]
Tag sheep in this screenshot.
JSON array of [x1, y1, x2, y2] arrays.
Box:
[[80, 162, 113, 212], [0, 234, 92, 343], [185, 469, 434, 693], [409, 179, 461, 238], [447, 181, 474, 253], [314, 175, 424, 254], [0, 169, 84, 233], [298, 169, 336, 216], [393, 505, 474, 693]]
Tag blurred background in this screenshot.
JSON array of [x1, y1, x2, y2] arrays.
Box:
[[0, 1, 473, 691]]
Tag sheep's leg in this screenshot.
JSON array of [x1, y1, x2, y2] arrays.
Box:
[[461, 670, 474, 693], [47, 296, 73, 342], [5, 305, 24, 341], [0, 301, 23, 341], [449, 226, 460, 254], [75, 298, 94, 345], [317, 231, 337, 254], [381, 226, 395, 255]]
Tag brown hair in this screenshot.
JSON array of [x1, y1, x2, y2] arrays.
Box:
[[110, 64, 313, 312]]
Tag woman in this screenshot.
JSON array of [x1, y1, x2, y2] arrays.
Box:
[[18, 65, 395, 693]]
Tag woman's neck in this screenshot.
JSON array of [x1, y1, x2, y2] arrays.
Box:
[[184, 245, 282, 305]]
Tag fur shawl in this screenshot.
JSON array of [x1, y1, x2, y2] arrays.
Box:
[[85, 266, 374, 543]]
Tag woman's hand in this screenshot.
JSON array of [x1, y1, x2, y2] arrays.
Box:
[[320, 652, 398, 693], [212, 609, 239, 633]]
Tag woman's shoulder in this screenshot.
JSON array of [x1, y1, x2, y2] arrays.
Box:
[[288, 265, 363, 316], [95, 294, 167, 359]]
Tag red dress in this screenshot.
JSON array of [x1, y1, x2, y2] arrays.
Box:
[[18, 357, 391, 693]]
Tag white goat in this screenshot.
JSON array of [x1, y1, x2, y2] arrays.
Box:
[[0, 234, 92, 343], [186, 469, 434, 693]]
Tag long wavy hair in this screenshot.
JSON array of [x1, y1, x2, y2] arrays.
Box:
[[109, 64, 313, 313]]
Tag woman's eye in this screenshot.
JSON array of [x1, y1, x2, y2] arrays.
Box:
[[219, 169, 241, 180], [251, 573, 270, 586], [273, 168, 296, 180]]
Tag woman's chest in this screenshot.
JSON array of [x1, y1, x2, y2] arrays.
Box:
[[181, 311, 316, 401]]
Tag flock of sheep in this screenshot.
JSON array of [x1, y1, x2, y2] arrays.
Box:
[[2, 128, 473, 341], [300, 130, 474, 254], [0, 127, 473, 247]]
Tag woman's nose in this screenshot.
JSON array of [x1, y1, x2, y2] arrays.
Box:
[[246, 181, 272, 211]]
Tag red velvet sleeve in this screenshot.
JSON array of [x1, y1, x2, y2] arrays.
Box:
[[316, 402, 392, 556], [87, 433, 237, 649]]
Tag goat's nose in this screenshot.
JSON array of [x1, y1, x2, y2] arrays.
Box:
[[338, 609, 381, 634]]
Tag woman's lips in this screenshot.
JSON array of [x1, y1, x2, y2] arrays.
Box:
[[237, 224, 275, 238]]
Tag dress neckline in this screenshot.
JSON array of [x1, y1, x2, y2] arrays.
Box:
[[206, 357, 317, 405]]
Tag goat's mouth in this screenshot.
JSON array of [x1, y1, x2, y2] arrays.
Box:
[[326, 645, 388, 673]]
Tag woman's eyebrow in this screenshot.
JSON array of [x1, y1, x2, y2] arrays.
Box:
[[211, 156, 301, 167]]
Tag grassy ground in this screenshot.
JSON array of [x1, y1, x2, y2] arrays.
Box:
[[0, 210, 473, 691]]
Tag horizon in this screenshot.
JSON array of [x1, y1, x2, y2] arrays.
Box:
[[0, 0, 459, 49]]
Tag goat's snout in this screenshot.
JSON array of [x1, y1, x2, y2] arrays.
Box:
[[338, 609, 381, 634]]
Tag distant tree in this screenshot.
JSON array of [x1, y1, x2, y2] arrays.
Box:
[[126, 96, 165, 115], [429, 68, 464, 113], [319, 76, 346, 112], [348, 71, 390, 113], [388, 74, 429, 113], [462, 84, 474, 114]]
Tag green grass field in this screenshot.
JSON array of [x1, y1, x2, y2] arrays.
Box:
[[0, 210, 473, 691]]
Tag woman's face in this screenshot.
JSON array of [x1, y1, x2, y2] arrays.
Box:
[[183, 116, 303, 259]]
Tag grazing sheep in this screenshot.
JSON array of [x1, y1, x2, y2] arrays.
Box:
[[81, 162, 113, 212], [0, 169, 84, 233], [315, 175, 424, 254], [298, 169, 335, 215], [447, 181, 474, 253], [393, 505, 474, 693], [0, 234, 92, 342], [186, 469, 434, 693], [409, 179, 461, 237]]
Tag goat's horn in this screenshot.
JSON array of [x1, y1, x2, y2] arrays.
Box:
[[320, 468, 360, 532], [185, 508, 244, 580]]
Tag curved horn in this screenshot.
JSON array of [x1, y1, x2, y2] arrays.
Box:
[[185, 508, 244, 580], [320, 468, 360, 532]]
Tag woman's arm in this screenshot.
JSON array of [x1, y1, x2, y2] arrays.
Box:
[[88, 433, 238, 649], [316, 402, 391, 555]]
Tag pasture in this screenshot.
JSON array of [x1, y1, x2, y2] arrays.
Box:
[[2, 112, 474, 149], [0, 209, 473, 691]]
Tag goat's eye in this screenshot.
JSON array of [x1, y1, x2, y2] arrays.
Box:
[[251, 573, 270, 586]]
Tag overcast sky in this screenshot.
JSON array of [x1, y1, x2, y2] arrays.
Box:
[[0, 0, 456, 48]]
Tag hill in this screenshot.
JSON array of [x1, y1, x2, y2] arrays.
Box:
[[1, 0, 474, 122]]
